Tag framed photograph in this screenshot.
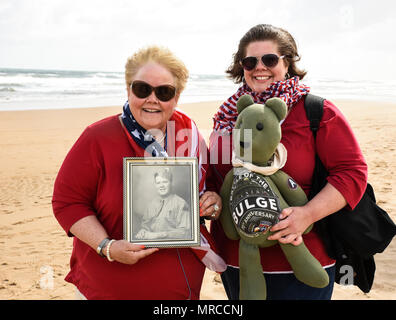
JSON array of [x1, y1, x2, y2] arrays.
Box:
[[123, 157, 200, 248]]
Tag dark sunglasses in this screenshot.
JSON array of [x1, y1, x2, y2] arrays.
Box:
[[130, 80, 176, 102], [240, 54, 285, 71]]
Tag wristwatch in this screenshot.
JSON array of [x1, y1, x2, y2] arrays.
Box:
[[96, 238, 111, 257]]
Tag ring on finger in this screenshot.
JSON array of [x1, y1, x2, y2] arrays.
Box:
[[211, 204, 219, 217]]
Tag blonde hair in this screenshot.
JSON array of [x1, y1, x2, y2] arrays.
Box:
[[125, 45, 189, 94]]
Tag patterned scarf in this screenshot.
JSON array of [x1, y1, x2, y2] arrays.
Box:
[[121, 101, 168, 157], [213, 76, 310, 133]]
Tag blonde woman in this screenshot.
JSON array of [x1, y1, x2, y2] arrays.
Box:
[[53, 46, 223, 299]]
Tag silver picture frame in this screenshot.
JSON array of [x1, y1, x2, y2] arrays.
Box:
[[123, 157, 200, 248]]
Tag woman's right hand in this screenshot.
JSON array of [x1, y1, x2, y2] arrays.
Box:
[[104, 240, 159, 264]]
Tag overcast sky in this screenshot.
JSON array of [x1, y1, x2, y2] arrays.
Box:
[[1, 0, 395, 80]]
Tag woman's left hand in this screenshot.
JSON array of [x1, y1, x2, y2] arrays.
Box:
[[199, 191, 222, 220], [268, 206, 313, 246]]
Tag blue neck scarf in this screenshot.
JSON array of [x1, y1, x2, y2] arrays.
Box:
[[121, 101, 168, 157]]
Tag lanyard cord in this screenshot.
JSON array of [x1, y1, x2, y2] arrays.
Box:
[[176, 248, 191, 300]]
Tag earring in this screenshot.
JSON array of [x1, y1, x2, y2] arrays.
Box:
[[285, 72, 290, 79]]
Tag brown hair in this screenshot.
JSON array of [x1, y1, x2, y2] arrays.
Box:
[[125, 45, 189, 94], [226, 24, 307, 83], [154, 167, 172, 183]]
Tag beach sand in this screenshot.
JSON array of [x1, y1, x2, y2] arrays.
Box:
[[0, 99, 395, 300]]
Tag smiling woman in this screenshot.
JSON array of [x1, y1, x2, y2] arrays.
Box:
[[52, 45, 224, 300], [123, 46, 190, 140], [127, 62, 178, 135], [242, 41, 289, 93], [209, 24, 367, 300]]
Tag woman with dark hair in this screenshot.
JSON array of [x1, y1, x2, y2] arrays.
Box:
[[226, 24, 307, 83], [209, 24, 367, 300]]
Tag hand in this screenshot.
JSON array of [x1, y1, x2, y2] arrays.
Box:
[[268, 206, 313, 246], [199, 191, 222, 220], [105, 240, 159, 264]]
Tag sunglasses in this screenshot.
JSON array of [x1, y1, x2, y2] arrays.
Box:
[[130, 80, 176, 102], [240, 54, 285, 71]]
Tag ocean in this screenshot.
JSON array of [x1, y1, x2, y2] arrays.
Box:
[[0, 67, 395, 111]]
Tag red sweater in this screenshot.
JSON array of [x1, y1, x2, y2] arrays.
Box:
[[210, 96, 368, 272], [52, 111, 208, 299]]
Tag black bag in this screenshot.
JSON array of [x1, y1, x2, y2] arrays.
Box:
[[304, 94, 396, 293]]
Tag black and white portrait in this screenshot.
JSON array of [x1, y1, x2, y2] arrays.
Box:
[[123, 158, 200, 247]]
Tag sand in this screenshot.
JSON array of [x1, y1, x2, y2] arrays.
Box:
[[0, 99, 395, 300]]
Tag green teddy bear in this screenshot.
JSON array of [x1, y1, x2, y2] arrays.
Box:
[[219, 95, 329, 300]]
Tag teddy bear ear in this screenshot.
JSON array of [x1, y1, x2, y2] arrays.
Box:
[[265, 97, 287, 121], [236, 95, 254, 114]]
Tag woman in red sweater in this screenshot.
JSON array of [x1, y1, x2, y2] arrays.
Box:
[[52, 46, 224, 300], [209, 24, 367, 300]]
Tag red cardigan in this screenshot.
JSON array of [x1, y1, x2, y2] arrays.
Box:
[[52, 111, 208, 299], [210, 96, 368, 272]]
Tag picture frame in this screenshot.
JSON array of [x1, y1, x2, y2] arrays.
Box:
[[123, 157, 200, 248]]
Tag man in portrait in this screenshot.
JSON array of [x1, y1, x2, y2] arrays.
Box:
[[135, 167, 191, 240]]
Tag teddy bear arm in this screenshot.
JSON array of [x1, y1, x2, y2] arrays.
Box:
[[279, 242, 329, 288], [271, 170, 308, 207], [219, 170, 240, 240]]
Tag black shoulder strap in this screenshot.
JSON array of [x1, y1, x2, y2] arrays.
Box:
[[304, 94, 325, 138], [304, 93, 328, 199], [304, 94, 333, 257]]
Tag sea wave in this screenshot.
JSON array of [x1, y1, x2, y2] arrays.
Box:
[[0, 86, 17, 92], [0, 67, 395, 111]]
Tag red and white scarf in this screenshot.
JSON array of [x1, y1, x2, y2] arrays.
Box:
[[213, 76, 310, 133]]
